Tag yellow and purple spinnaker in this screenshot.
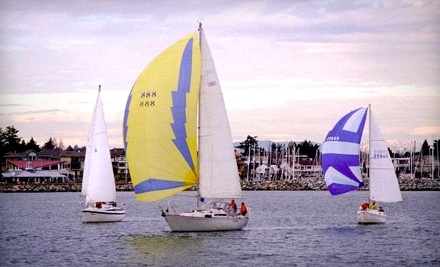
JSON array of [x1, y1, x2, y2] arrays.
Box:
[[123, 33, 201, 202]]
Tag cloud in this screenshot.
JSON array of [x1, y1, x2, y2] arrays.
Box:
[[2, 109, 62, 116], [410, 126, 440, 137], [0, 0, 438, 149]]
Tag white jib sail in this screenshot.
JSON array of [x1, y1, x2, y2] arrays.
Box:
[[368, 110, 403, 203]]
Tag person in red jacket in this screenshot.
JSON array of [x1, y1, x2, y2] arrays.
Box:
[[240, 202, 248, 216], [361, 202, 369, 211], [230, 199, 237, 213]]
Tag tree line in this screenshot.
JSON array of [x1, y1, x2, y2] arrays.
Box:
[[1, 126, 438, 160], [0, 126, 69, 158]]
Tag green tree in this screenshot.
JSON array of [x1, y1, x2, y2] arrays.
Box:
[[236, 135, 259, 156], [42, 137, 56, 150], [421, 139, 430, 156], [0, 126, 23, 155], [297, 140, 318, 158], [20, 140, 26, 151], [0, 127, 5, 158], [26, 137, 40, 151]]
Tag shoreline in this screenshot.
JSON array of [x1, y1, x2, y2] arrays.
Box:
[[1, 175, 439, 193]]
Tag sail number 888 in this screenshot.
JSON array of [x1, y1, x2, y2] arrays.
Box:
[[139, 91, 156, 107]]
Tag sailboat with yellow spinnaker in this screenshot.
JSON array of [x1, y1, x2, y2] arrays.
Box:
[[123, 23, 248, 232]]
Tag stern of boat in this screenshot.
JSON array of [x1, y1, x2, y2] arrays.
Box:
[[357, 209, 386, 224]]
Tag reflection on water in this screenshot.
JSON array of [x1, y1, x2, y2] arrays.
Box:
[[126, 234, 203, 266]]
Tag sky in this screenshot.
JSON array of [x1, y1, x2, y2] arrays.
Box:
[[1, 0, 439, 152]]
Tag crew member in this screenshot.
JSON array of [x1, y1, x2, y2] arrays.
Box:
[[231, 199, 237, 213], [240, 202, 248, 216]]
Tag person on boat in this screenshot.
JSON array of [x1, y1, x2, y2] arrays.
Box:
[[378, 206, 384, 212], [370, 201, 377, 210], [240, 202, 248, 216], [361, 202, 369, 211], [231, 199, 237, 213]]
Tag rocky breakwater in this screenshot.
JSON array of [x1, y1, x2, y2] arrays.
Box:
[[0, 183, 134, 193], [0, 183, 81, 193], [398, 176, 440, 191], [241, 176, 328, 191], [240, 175, 440, 191], [1, 176, 439, 193]]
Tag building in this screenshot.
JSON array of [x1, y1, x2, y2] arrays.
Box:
[[1, 149, 67, 183], [110, 148, 129, 182], [60, 150, 84, 182]]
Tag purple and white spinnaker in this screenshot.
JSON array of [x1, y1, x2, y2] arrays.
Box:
[[321, 107, 368, 195]]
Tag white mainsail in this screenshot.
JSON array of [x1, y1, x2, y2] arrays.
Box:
[[368, 110, 403, 203], [81, 89, 117, 204], [198, 26, 243, 199]]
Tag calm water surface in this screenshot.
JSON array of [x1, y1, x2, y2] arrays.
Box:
[[0, 191, 439, 266]]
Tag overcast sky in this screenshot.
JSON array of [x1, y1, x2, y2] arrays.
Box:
[[1, 0, 439, 151]]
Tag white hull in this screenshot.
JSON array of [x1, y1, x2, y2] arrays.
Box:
[[163, 213, 248, 232], [82, 206, 125, 223], [357, 209, 386, 224], [162, 201, 249, 232]]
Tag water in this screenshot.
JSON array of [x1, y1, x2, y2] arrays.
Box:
[[0, 191, 439, 266]]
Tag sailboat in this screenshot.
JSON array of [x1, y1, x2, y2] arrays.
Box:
[[81, 86, 125, 223], [123, 23, 249, 232], [321, 105, 402, 224]]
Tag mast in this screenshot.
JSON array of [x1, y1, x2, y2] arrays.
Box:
[[368, 104, 372, 201], [196, 22, 202, 208], [292, 144, 295, 180], [246, 144, 250, 182]]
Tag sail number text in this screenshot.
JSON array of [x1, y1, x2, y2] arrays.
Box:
[[372, 149, 388, 159], [326, 136, 340, 141], [138, 91, 157, 107]]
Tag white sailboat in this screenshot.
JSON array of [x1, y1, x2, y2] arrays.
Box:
[[321, 105, 402, 224], [81, 86, 125, 223], [357, 105, 403, 223], [123, 23, 249, 232]]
